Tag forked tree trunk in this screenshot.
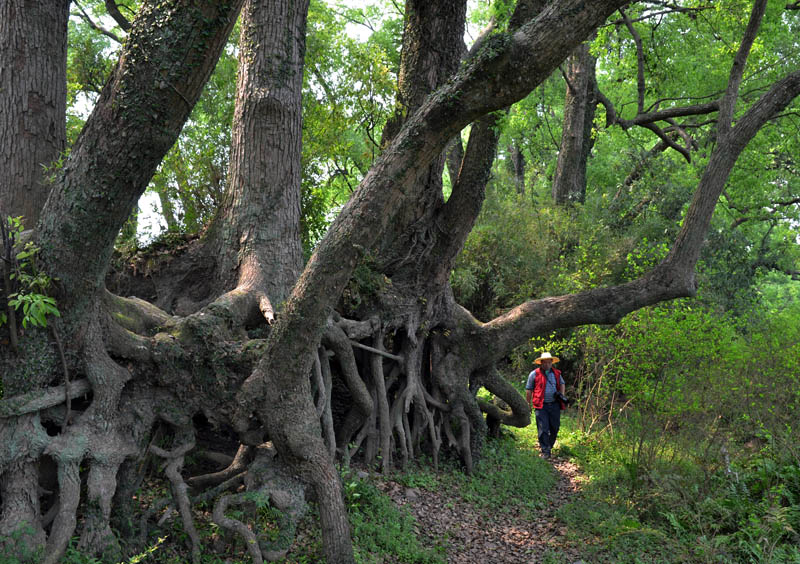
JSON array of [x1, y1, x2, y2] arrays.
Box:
[[552, 41, 597, 205]]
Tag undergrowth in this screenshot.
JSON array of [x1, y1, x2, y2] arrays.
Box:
[[555, 417, 800, 564]]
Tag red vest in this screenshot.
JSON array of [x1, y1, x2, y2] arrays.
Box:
[[530, 367, 564, 410]]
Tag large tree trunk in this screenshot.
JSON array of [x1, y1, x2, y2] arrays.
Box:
[[204, 0, 307, 321], [0, 0, 69, 227], [0, 2, 244, 562]]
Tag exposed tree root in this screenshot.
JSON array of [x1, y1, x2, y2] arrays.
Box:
[[150, 434, 202, 563], [0, 288, 537, 562], [187, 443, 253, 490], [213, 493, 265, 564]]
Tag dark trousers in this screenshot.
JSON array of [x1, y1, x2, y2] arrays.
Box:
[[535, 402, 561, 454]]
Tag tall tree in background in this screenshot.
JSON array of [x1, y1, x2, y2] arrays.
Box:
[[203, 0, 308, 318], [552, 41, 597, 205]]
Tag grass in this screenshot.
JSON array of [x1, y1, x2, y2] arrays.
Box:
[[443, 425, 556, 516], [553, 416, 800, 564]]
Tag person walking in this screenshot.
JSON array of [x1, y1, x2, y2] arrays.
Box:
[[525, 352, 566, 459]]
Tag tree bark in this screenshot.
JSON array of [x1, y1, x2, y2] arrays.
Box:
[[204, 0, 308, 321], [0, 0, 69, 227], [37, 0, 243, 322], [552, 41, 597, 205]]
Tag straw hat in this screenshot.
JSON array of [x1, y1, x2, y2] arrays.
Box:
[[534, 352, 559, 364]]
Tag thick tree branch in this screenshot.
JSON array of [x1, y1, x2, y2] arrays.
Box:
[[105, 0, 132, 31], [467, 67, 800, 366], [38, 0, 244, 318]]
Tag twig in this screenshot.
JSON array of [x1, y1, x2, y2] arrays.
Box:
[[348, 339, 404, 362], [72, 0, 123, 43]]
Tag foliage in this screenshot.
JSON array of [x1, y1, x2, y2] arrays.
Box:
[[451, 186, 634, 321], [553, 413, 800, 563], [553, 288, 800, 563], [300, 0, 401, 255], [66, 1, 122, 142], [1, 216, 60, 330]]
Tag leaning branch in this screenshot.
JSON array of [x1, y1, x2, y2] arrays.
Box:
[[0, 379, 91, 418], [718, 0, 768, 138], [469, 67, 800, 366]]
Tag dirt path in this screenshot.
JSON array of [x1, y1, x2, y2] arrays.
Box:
[[377, 456, 587, 563]]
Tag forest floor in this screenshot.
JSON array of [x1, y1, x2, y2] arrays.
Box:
[[375, 455, 589, 564]]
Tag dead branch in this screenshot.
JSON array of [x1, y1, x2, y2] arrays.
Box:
[[187, 443, 253, 490], [349, 339, 404, 362]]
